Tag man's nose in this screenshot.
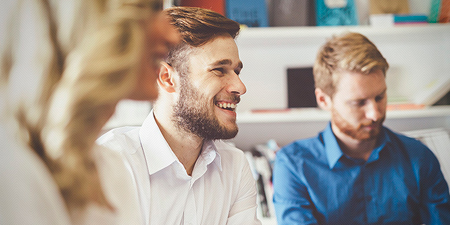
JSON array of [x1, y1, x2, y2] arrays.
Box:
[[365, 100, 383, 121], [227, 72, 246, 96]]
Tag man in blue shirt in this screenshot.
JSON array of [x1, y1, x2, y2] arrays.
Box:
[[272, 32, 450, 224]]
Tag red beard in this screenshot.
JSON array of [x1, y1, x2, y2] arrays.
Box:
[[331, 107, 385, 141]]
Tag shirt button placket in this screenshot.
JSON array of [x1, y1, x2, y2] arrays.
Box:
[[363, 164, 376, 223], [183, 187, 197, 225]]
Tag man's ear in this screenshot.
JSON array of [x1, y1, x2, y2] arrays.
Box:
[[315, 88, 332, 110], [158, 62, 176, 93]]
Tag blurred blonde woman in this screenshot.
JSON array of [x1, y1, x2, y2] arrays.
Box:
[[0, 0, 179, 224]]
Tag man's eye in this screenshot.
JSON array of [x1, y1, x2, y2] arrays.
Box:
[[350, 100, 365, 107], [375, 94, 385, 102], [212, 68, 225, 76]]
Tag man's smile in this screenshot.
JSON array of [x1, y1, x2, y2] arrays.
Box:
[[215, 101, 237, 112]]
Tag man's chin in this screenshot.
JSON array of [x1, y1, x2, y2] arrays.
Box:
[[352, 128, 381, 141], [218, 126, 239, 140]]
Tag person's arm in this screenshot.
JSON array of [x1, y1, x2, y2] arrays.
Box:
[[419, 148, 450, 224], [227, 152, 262, 225], [273, 149, 318, 225]]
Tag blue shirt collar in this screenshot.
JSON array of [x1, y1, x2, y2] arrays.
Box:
[[324, 123, 343, 169], [367, 127, 390, 163], [324, 123, 391, 169]]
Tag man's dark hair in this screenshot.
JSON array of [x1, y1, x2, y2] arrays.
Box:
[[164, 7, 240, 75]]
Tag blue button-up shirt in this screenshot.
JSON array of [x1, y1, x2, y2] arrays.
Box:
[[273, 123, 450, 225]]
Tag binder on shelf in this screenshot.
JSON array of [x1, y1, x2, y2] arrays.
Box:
[[315, 0, 359, 26], [179, 0, 225, 15], [369, 0, 410, 15], [370, 14, 428, 26], [439, 0, 450, 22], [394, 14, 428, 23], [226, 0, 269, 27], [429, 0, 442, 23], [270, 0, 316, 26]]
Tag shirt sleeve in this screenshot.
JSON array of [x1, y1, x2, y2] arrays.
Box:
[[227, 152, 262, 225], [418, 147, 450, 224], [272, 148, 318, 225]]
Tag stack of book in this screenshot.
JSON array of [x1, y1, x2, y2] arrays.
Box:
[[245, 139, 278, 219], [370, 14, 428, 26]]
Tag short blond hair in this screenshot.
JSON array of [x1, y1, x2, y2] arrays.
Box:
[[313, 32, 389, 97]]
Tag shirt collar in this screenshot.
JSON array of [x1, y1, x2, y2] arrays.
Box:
[[138, 111, 222, 175], [323, 122, 343, 169], [200, 139, 222, 171], [366, 127, 390, 163], [139, 110, 178, 175], [324, 123, 391, 168]]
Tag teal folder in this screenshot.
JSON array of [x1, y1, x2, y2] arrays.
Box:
[[316, 0, 359, 26], [226, 0, 269, 27]]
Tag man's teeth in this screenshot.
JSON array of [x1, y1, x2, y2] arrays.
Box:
[[217, 103, 236, 109]]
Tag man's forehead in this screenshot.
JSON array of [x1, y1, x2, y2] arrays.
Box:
[[334, 72, 386, 98], [188, 37, 241, 67]]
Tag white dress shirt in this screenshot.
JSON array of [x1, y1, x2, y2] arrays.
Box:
[[98, 112, 261, 225]]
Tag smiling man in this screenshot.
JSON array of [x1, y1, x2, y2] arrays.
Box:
[[272, 32, 450, 224], [97, 6, 261, 225]]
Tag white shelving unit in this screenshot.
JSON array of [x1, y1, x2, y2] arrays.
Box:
[[232, 105, 450, 152], [237, 105, 450, 123], [235, 24, 450, 113], [237, 23, 449, 45]]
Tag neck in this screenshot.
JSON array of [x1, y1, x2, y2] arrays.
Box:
[[153, 108, 203, 176], [332, 124, 377, 161]]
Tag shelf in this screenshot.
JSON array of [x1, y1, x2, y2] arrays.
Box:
[[386, 105, 450, 119], [236, 105, 450, 124], [236, 23, 450, 46]]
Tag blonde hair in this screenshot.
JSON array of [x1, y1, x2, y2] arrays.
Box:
[[313, 32, 389, 97], [1, 0, 160, 210]]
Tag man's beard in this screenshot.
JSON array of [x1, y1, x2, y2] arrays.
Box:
[[172, 77, 239, 140], [331, 107, 385, 141]]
